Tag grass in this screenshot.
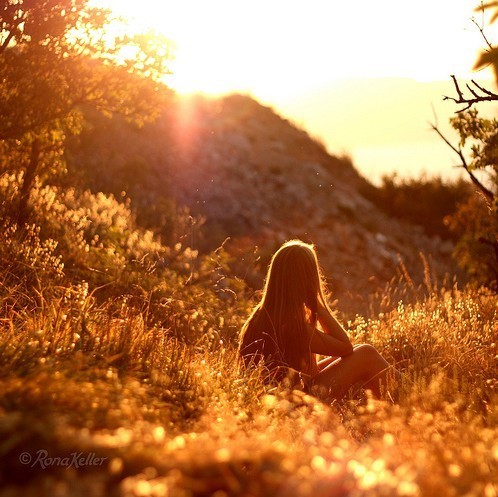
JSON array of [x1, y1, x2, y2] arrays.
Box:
[[0, 182, 496, 495], [0, 275, 497, 497]]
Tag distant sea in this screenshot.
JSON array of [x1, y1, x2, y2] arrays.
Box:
[[347, 142, 465, 185]]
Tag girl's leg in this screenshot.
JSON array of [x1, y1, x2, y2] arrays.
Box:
[[313, 344, 390, 399], [317, 356, 339, 371], [317, 344, 366, 371]]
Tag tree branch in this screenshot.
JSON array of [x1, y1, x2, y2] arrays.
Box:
[[0, 13, 25, 55], [471, 15, 494, 51], [0, 30, 16, 54], [430, 121, 495, 202], [444, 75, 498, 112]]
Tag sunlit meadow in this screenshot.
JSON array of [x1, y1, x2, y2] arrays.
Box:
[[0, 174, 497, 496]]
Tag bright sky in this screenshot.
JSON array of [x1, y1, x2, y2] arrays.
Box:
[[96, 0, 490, 96], [98, 0, 492, 96], [94, 0, 496, 181]]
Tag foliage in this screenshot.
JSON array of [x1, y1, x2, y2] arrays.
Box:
[[474, 2, 498, 80], [440, 108, 498, 288], [446, 192, 498, 287], [0, 0, 171, 139], [449, 109, 498, 197], [61, 109, 197, 246], [0, 170, 251, 342], [436, 3, 498, 288], [0, 0, 172, 223]]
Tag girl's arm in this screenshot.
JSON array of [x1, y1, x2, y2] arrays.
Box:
[[308, 301, 353, 357], [317, 301, 351, 342]]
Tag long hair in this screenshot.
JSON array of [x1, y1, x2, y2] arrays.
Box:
[[239, 240, 330, 376]]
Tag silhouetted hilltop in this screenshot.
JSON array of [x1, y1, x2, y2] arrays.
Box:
[[165, 94, 367, 232], [66, 93, 459, 311]]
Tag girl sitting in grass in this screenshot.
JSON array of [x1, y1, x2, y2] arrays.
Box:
[[238, 239, 393, 399]]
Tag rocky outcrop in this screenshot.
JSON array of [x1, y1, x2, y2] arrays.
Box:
[[158, 95, 457, 307]]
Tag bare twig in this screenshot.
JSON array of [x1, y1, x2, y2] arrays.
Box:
[[472, 79, 497, 96], [471, 15, 494, 50], [430, 122, 495, 202], [444, 75, 498, 112]]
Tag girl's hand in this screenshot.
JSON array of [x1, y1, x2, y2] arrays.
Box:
[[315, 302, 353, 352]]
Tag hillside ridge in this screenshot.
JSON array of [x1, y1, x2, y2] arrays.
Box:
[[67, 93, 458, 310]]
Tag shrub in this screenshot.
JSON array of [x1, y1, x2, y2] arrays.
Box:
[[362, 174, 472, 239], [446, 192, 498, 289]]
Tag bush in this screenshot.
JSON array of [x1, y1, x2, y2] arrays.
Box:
[[445, 192, 498, 289], [362, 174, 472, 239]]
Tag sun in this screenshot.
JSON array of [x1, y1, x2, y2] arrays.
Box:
[[91, 0, 273, 96]]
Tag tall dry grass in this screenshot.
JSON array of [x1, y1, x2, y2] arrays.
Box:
[[0, 174, 496, 496], [0, 266, 497, 496]]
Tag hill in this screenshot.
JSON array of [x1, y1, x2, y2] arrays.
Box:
[[1, 96, 497, 497], [66, 94, 459, 313]]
